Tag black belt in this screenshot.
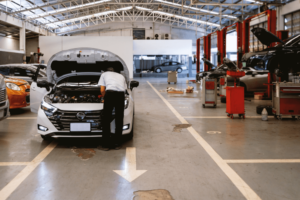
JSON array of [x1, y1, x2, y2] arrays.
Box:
[[106, 90, 125, 93]]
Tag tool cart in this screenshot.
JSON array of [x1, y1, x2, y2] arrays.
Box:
[[272, 82, 300, 120], [168, 71, 177, 84], [225, 71, 246, 119], [201, 77, 217, 108]]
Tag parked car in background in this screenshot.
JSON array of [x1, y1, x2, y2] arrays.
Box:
[[239, 67, 269, 93], [0, 64, 47, 85], [0, 74, 10, 121], [151, 62, 187, 73], [5, 77, 30, 109], [242, 28, 300, 82]]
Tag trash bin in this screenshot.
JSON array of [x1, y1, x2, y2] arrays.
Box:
[[168, 71, 177, 84]]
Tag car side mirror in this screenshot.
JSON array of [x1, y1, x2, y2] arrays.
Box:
[[252, 71, 258, 77], [37, 80, 54, 91], [130, 80, 139, 90]]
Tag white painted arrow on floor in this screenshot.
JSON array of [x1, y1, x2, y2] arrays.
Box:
[[113, 147, 147, 182]]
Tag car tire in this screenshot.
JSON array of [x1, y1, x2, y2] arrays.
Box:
[[240, 82, 248, 96], [41, 135, 52, 141], [221, 96, 226, 103], [155, 68, 162, 73], [176, 68, 182, 73]]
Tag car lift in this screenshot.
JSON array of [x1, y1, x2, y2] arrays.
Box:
[[242, 9, 276, 99]]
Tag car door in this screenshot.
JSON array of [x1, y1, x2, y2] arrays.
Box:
[[161, 62, 169, 71], [30, 81, 49, 113]]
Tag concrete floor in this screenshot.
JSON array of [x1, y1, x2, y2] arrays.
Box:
[[0, 78, 300, 200]]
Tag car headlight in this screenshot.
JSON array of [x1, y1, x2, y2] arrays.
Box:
[[6, 82, 20, 91], [182, 66, 187, 70], [124, 97, 129, 109], [41, 96, 57, 116]]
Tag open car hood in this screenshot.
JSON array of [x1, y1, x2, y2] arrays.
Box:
[[251, 28, 284, 46], [201, 58, 217, 69], [47, 48, 130, 85]]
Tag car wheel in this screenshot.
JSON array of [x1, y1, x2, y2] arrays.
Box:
[[240, 82, 248, 96], [177, 68, 182, 73], [41, 135, 52, 141], [155, 68, 162, 73]]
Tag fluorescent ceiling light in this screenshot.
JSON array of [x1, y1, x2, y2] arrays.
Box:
[[7, 35, 12, 38], [26, 0, 111, 19], [140, 8, 220, 27], [46, 6, 132, 27], [155, 0, 237, 19], [117, 6, 133, 11], [135, 6, 152, 11], [47, 10, 116, 27], [244, 0, 263, 4]]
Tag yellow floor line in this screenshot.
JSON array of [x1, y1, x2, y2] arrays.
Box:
[[225, 159, 300, 163], [0, 162, 30, 166], [0, 141, 57, 200]]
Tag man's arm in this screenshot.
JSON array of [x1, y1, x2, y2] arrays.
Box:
[[101, 86, 106, 97]]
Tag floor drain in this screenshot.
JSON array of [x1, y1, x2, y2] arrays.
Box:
[[133, 189, 174, 200], [172, 124, 192, 132]]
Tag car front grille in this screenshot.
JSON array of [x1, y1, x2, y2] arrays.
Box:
[[48, 110, 104, 131], [0, 89, 6, 102], [26, 95, 30, 103], [25, 89, 30, 92]]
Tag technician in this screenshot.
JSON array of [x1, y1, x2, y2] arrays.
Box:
[[98, 67, 127, 151]]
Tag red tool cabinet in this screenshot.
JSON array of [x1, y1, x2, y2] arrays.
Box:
[[225, 71, 245, 119]]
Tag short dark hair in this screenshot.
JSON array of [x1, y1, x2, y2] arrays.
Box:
[[106, 67, 114, 72]]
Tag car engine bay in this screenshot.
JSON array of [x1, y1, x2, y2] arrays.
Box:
[[47, 87, 102, 103]]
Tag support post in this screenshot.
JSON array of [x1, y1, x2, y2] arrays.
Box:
[[242, 20, 250, 55], [196, 38, 200, 73], [267, 10, 277, 47], [188, 56, 192, 77], [236, 22, 243, 68], [204, 34, 211, 71], [19, 22, 26, 53], [217, 29, 226, 65]]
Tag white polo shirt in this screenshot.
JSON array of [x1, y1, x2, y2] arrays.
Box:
[[98, 71, 127, 92]]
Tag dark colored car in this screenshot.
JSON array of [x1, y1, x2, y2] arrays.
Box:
[[242, 28, 300, 82], [151, 62, 187, 73]]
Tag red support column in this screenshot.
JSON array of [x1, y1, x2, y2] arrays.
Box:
[[204, 34, 211, 71], [236, 22, 243, 68], [217, 29, 226, 65], [267, 10, 277, 47], [196, 38, 200, 73], [242, 20, 250, 55], [277, 30, 289, 40]]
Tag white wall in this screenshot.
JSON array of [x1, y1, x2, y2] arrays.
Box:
[[0, 36, 19, 50], [70, 22, 204, 49], [26, 37, 38, 56], [39, 36, 133, 78], [133, 40, 192, 56]]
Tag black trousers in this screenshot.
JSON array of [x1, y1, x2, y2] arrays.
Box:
[[102, 90, 125, 145]]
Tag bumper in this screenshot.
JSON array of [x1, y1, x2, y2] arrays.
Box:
[[7, 87, 30, 109], [36, 105, 134, 138], [0, 100, 10, 121]]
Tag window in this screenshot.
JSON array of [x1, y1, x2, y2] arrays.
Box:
[[284, 10, 300, 37], [172, 62, 178, 65], [249, 21, 268, 52], [13, 68, 34, 77], [0, 68, 10, 76], [163, 62, 169, 66]]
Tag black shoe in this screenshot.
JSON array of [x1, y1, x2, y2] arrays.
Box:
[[97, 145, 110, 151], [113, 144, 122, 150]]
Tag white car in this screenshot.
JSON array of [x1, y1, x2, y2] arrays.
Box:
[[30, 48, 139, 140]]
